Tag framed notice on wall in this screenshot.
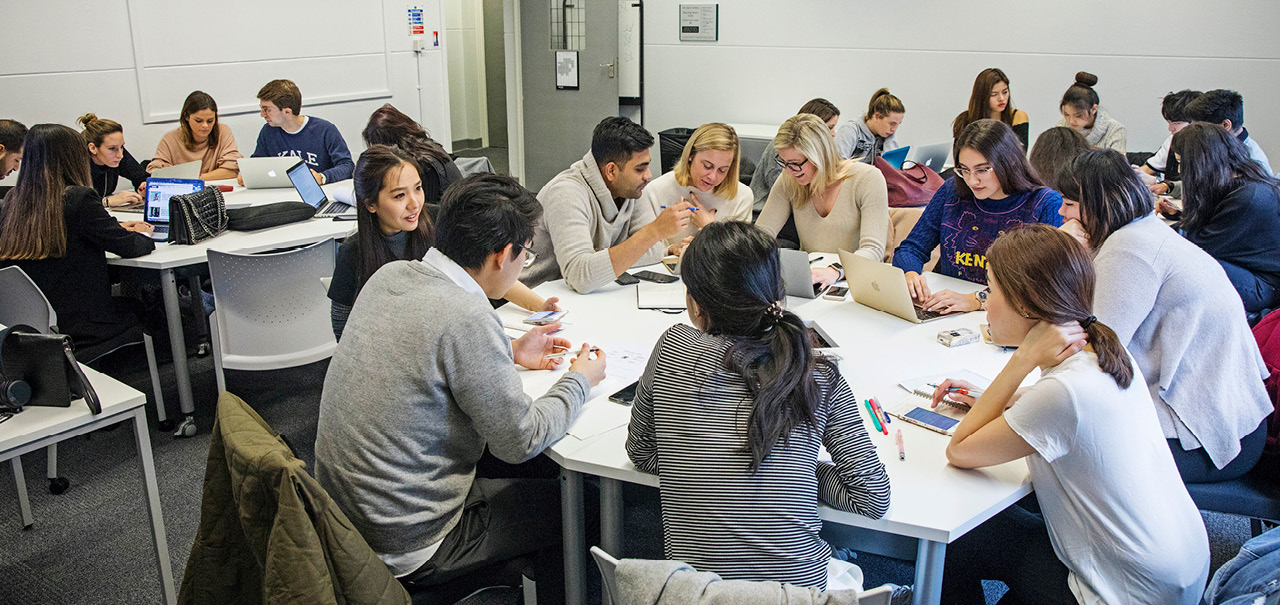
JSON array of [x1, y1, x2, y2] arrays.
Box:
[[679, 4, 718, 42], [555, 50, 579, 90]]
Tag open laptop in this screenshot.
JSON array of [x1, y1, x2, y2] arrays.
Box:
[[240, 156, 302, 189], [151, 161, 200, 180], [880, 146, 910, 169], [780, 248, 825, 299], [905, 142, 951, 172], [144, 178, 204, 242], [838, 249, 960, 323], [288, 160, 353, 218]]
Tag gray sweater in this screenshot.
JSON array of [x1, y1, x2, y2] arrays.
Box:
[[617, 559, 862, 605], [1092, 215, 1272, 468], [833, 115, 899, 164], [313, 256, 589, 557], [522, 151, 666, 293], [1055, 108, 1127, 153]]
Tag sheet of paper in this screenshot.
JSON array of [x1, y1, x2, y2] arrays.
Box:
[[637, 281, 687, 309], [564, 341, 650, 440], [567, 397, 632, 440], [897, 369, 991, 395]]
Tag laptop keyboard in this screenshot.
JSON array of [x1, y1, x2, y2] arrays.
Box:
[[913, 304, 948, 321], [315, 201, 353, 218]]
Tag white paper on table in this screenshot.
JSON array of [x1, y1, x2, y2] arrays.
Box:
[[565, 341, 650, 440], [566, 397, 633, 440]]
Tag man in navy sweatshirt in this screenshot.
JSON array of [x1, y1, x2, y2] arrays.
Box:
[[245, 79, 354, 185]]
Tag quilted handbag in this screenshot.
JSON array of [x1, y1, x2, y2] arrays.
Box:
[[169, 186, 229, 245]]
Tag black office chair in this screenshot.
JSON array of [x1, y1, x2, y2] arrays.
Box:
[[1185, 458, 1280, 537]]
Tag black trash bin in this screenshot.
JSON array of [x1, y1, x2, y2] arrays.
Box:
[[657, 127, 695, 174]]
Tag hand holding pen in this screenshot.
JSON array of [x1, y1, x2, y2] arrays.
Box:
[[928, 379, 983, 408]]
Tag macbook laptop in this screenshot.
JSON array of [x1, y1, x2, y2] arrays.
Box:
[[780, 248, 825, 299], [838, 249, 959, 323], [144, 178, 204, 242], [288, 160, 353, 218], [906, 142, 951, 172], [240, 156, 302, 189], [880, 146, 910, 169], [151, 161, 201, 180]]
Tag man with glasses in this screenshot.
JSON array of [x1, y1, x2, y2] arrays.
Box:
[[522, 116, 694, 293], [315, 173, 607, 602]]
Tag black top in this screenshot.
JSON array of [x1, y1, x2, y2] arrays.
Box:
[[1011, 121, 1030, 150], [420, 158, 464, 206], [89, 148, 150, 199], [0, 187, 154, 347], [1184, 180, 1280, 286], [328, 230, 413, 307]]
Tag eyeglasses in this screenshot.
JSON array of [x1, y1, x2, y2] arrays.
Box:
[[516, 244, 537, 268], [773, 156, 809, 173], [955, 166, 994, 179]]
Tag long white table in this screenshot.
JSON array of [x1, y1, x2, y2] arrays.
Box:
[[499, 269, 1031, 605], [108, 180, 354, 432], [1, 366, 175, 604]]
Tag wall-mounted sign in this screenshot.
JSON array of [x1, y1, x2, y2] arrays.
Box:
[[679, 4, 718, 42], [556, 50, 580, 90]]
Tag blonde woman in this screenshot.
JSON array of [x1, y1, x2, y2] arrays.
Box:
[[756, 114, 889, 287], [640, 122, 752, 255]]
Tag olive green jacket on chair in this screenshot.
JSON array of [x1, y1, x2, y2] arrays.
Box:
[[177, 392, 410, 605]]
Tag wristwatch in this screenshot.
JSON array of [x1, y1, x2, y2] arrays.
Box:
[[976, 288, 989, 310], [827, 263, 844, 281]]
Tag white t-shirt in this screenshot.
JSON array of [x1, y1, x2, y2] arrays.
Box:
[[639, 170, 754, 246], [1004, 351, 1209, 605], [1145, 135, 1173, 173]]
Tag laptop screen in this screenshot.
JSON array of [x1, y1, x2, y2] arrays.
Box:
[[144, 178, 204, 224], [287, 161, 327, 208]]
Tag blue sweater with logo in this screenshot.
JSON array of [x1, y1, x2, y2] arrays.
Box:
[[251, 116, 354, 183], [892, 177, 1062, 284]]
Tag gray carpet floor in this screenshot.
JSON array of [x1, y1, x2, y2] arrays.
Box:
[[0, 345, 1258, 604]]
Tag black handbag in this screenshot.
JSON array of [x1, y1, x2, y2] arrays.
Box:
[[169, 186, 228, 245], [227, 201, 317, 231], [0, 325, 101, 414]]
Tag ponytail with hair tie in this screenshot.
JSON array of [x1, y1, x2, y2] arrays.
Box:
[[1081, 315, 1097, 329]]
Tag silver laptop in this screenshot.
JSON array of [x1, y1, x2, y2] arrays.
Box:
[[288, 161, 353, 218], [906, 142, 952, 172], [240, 156, 303, 189], [143, 178, 204, 242], [151, 161, 201, 180], [838, 249, 959, 323], [780, 248, 824, 299]]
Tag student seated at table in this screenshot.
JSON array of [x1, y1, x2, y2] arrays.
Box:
[[521, 116, 692, 293], [1186, 88, 1273, 174], [639, 122, 752, 256], [756, 114, 889, 288], [939, 224, 1210, 605], [361, 103, 462, 206], [0, 124, 155, 350], [328, 146, 558, 340], [148, 91, 242, 182], [893, 119, 1062, 312], [1055, 72, 1126, 153], [78, 113, 148, 207], [834, 88, 903, 164], [952, 67, 1031, 150], [751, 98, 840, 212], [1028, 126, 1089, 185], [1169, 123, 1280, 316], [244, 79, 354, 186], [626, 220, 889, 589], [0, 119, 24, 182], [1141, 89, 1200, 196], [314, 173, 606, 603], [1055, 150, 1271, 483]]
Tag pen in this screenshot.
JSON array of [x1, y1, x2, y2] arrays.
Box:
[[927, 383, 983, 397], [868, 398, 888, 435], [896, 429, 905, 461], [864, 399, 883, 433], [874, 397, 890, 425], [660, 205, 701, 211], [544, 346, 599, 359]]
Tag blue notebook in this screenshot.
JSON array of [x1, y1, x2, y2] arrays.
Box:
[[880, 146, 910, 169]]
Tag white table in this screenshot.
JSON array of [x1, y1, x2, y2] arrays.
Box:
[[1, 366, 175, 605], [108, 180, 355, 429], [499, 270, 1031, 605]]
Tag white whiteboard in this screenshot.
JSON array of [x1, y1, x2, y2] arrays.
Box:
[[618, 0, 641, 99]]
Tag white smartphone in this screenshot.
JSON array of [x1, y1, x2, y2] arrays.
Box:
[[823, 285, 849, 301], [523, 310, 568, 325]]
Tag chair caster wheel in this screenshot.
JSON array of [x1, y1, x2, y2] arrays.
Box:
[[174, 417, 197, 438], [49, 477, 70, 495], [158, 419, 176, 432], [195, 343, 211, 358]]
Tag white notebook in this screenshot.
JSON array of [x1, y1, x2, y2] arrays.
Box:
[[637, 281, 687, 310], [885, 370, 991, 436]]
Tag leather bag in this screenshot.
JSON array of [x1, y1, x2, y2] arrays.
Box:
[[169, 186, 229, 245], [0, 325, 101, 414], [873, 156, 944, 208], [227, 202, 317, 232]]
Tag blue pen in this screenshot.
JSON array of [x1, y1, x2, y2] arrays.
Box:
[[660, 205, 701, 211]]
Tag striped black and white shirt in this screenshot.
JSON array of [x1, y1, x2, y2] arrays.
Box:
[[626, 323, 891, 588]]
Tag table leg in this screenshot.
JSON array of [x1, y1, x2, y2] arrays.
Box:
[[600, 477, 624, 556], [10, 458, 33, 529], [159, 269, 194, 417], [560, 469, 586, 605], [133, 410, 176, 605], [913, 539, 946, 605]]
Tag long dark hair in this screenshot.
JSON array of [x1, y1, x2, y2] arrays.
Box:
[[680, 221, 828, 471], [179, 91, 220, 151], [953, 119, 1044, 200], [362, 104, 453, 200], [1054, 149, 1153, 249], [1172, 122, 1280, 232], [1028, 126, 1090, 186], [987, 225, 1133, 388], [952, 67, 1016, 139], [0, 124, 92, 260], [351, 145, 434, 292]]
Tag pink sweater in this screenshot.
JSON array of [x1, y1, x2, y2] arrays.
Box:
[[152, 124, 242, 175]]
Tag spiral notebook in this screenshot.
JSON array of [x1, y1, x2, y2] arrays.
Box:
[[884, 370, 991, 436]]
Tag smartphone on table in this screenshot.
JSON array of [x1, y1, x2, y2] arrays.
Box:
[[523, 310, 568, 325], [823, 285, 849, 301], [609, 381, 639, 405], [615, 272, 640, 286], [634, 270, 678, 284]]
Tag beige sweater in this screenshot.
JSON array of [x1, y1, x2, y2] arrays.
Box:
[[521, 151, 666, 293], [639, 171, 753, 246], [153, 124, 243, 175], [755, 161, 889, 261]]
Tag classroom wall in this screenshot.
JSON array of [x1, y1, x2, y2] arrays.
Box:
[[640, 1, 1280, 164], [444, 0, 488, 146], [0, 0, 451, 187]]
